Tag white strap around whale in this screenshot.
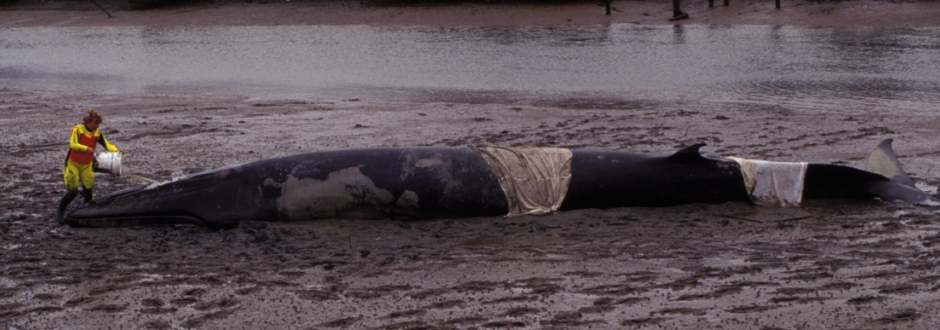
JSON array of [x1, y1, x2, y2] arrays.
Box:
[[728, 157, 808, 207], [476, 147, 573, 217]]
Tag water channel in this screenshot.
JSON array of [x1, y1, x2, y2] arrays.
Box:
[[2, 24, 938, 115]]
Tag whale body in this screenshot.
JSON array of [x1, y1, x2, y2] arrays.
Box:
[[64, 139, 934, 229]]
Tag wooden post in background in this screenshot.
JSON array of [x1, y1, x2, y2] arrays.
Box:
[[669, 0, 689, 21]]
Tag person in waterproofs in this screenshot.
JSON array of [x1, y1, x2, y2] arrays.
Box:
[[56, 109, 121, 223]]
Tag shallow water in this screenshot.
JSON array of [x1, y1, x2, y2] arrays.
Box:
[[2, 24, 939, 114]]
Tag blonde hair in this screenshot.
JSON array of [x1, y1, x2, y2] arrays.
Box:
[[83, 109, 103, 124]]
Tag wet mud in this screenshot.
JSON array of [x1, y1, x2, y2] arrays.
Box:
[[2, 87, 940, 329]]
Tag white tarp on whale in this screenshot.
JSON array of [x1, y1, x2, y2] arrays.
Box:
[[728, 157, 808, 207], [476, 147, 573, 216]]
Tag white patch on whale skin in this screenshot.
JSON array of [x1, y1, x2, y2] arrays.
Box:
[[415, 157, 445, 168], [279, 167, 394, 221], [263, 177, 280, 188], [400, 152, 445, 181], [396, 190, 420, 209]]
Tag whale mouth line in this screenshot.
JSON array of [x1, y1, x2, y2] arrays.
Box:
[[64, 214, 208, 228]]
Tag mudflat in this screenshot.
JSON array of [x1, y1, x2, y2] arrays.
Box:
[[2, 1, 940, 329]]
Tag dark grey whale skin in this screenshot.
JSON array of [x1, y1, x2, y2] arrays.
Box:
[[64, 143, 931, 229], [66, 148, 509, 229], [561, 145, 752, 210]]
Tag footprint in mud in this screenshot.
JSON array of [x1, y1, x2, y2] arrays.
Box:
[[782, 270, 833, 281], [818, 281, 857, 291], [0, 304, 23, 320], [140, 298, 176, 314], [63, 296, 93, 307], [141, 298, 162, 307], [345, 284, 412, 299], [31, 293, 61, 301], [9, 306, 62, 318], [510, 277, 563, 295], [873, 309, 922, 324], [877, 284, 920, 295], [423, 299, 465, 309], [768, 296, 828, 304], [143, 320, 172, 330], [171, 297, 199, 306], [651, 307, 707, 316], [541, 311, 608, 327], [727, 304, 782, 314], [182, 288, 206, 296], [481, 320, 527, 328], [675, 285, 742, 301], [294, 289, 340, 302], [847, 295, 887, 305], [407, 288, 449, 300], [87, 304, 127, 313], [88, 284, 125, 296], [0, 287, 19, 298], [452, 280, 502, 293], [234, 286, 258, 295], [193, 298, 238, 311], [385, 309, 426, 319], [182, 309, 237, 328], [621, 317, 668, 326], [501, 307, 539, 317], [318, 316, 361, 328], [140, 307, 178, 315], [444, 316, 488, 326], [654, 276, 700, 291], [587, 296, 649, 314], [911, 275, 940, 285], [398, 320, 452, 329], [483, 295, 538, 305], [578, 283, 646, 296], [772, 287, 816, 296]]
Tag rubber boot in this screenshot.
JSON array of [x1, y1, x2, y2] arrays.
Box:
[[57, 190, 79, 224], [82, 188, 94, 204]]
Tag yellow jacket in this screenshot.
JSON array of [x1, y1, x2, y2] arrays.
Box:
[[68, 124, 118, 165]]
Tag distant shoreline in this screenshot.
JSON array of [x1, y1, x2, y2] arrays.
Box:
[[2, 0, 939, 28]]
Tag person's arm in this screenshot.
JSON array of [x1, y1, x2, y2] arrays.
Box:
[[69, 126, 92, 154], [98, 133, 119, 152]]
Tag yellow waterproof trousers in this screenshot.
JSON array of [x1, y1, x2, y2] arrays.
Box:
[[63, 161, 94, 192]]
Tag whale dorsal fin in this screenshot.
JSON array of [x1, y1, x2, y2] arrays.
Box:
[[667, 143, 707, 161], [866, 139, 916, 187]]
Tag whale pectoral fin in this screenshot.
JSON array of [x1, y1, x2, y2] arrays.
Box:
[[667, 143, 708, 162], [866, 139, 916, 187]]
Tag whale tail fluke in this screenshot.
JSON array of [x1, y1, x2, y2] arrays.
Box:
[[866, 139, 916, 187], [863, 138, 936, 204]]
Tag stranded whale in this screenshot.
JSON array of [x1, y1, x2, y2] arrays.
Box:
[[64, 139, 935, 229]]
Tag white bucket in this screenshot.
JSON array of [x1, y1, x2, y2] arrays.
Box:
[[94, 151, 123, 176]]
